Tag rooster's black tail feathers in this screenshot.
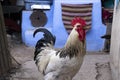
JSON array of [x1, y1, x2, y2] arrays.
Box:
[[33, 28, 56, 45], [33, 28, 56, 60]]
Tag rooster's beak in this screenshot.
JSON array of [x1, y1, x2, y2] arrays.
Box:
[[83, 26, 91, 30]]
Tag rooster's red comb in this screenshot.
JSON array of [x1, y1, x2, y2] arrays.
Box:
[[71, 17, 86, 27]]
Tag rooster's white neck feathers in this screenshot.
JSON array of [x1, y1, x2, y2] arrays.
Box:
[[65, 27, 79, 47], [58, 27, 86, 58]]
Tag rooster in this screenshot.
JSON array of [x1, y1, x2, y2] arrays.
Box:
[[33, 17, 88, 80]]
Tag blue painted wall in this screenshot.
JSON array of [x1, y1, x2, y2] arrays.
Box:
[[52, 0, 106, 51], [22, 0, 106, 51]]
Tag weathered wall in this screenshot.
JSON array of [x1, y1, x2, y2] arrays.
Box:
[[110, 1, 120, 80]]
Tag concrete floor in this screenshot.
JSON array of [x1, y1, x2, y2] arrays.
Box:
[[8, 42, 112, 80]]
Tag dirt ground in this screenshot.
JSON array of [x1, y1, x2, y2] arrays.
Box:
[[5, 34, 113, 80]]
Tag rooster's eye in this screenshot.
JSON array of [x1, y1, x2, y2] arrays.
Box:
[[77, 25, 80, 28]]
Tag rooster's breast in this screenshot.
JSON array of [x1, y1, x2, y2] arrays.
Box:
[[44, 53, 84, 80]]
